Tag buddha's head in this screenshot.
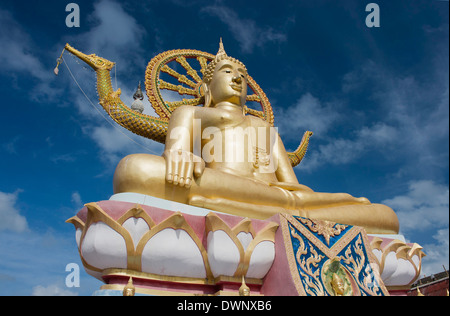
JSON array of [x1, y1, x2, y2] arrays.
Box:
[[331, 273, 345, 296], [202, 39, 248, 108]]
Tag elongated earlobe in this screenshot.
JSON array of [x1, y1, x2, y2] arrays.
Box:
[[202, 83, 211, 107]]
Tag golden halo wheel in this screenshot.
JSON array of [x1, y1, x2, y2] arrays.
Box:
[[145, 49, 275, 126]]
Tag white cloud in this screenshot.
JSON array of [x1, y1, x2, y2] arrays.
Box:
[[277, 93, 342, 138], [71, 192, 83, 209], [90, 125, 135, 154], [88, 0, 144, 47], [2, 135, 21, 155], [299, 121, 399, 171], [32, 284, 78, 296], [202, 4, 286, 53], [276, 90, 401, 171], [421, 228, 449, 276], [0, 10, 49, 81], [0, 190, 29, 233], [71, 0, 146, 72], [87, 124, 163, 165], [296, 53, 449, 175], [0, 9, 60, 102], [307, 138, 364, 169], [344, 58, 449, 162], [382, 180, 449, 233], [357, 123, 399, 147]]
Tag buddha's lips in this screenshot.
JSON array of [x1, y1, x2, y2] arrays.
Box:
[[230, 83, 242, 92]]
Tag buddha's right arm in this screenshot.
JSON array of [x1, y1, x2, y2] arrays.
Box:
[[164, 106, 196, 152], [163, 106, 204, 188]]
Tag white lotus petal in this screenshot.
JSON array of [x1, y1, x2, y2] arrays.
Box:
[[207, 230, 240, 277], [142, 228, 206, 278], [246, 241, 275, 279], [122, 217, 149, 249], [81, 222, 127, 270]]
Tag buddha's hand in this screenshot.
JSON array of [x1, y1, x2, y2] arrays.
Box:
[[163, 149, 205, 188]]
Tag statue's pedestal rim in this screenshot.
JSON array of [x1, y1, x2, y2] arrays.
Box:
[[110, 192, 223, 217]]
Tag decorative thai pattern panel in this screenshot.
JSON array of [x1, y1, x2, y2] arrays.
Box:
[[280, 214, 389, 296]]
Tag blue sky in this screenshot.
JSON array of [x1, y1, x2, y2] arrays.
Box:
[[0, 0, 448, 295]]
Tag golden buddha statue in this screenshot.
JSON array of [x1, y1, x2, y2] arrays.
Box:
[[59, 40, 399, 234], [113, 41, 398, 234], [330, 273, 346, 296]]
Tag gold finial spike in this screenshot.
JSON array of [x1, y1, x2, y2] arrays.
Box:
[[416, 287, 424, 296], [215, 37, 228, 61], [239, 276, 250, 296], [123, 277, 136, 296], [133, 82, 144, 100]]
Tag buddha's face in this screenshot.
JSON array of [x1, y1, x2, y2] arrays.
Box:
[[331, 274, 345, 296], [209, 59, 247, 107]]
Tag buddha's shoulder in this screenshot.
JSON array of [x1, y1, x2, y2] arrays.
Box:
[[172, 105, 197, 116]]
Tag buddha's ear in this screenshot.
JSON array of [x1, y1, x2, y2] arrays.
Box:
[[202, 82, 211, 107]]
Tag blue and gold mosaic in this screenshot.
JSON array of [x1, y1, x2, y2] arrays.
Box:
[[281, 214, 388, 296]]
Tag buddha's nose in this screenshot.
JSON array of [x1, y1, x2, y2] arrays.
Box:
[[232, 76, 242, 84]]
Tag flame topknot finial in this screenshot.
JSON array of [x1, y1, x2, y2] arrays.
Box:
[[215, 37, 228, 61]]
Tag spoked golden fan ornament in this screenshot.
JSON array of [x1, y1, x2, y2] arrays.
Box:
[[144, 45, 275, 125]]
